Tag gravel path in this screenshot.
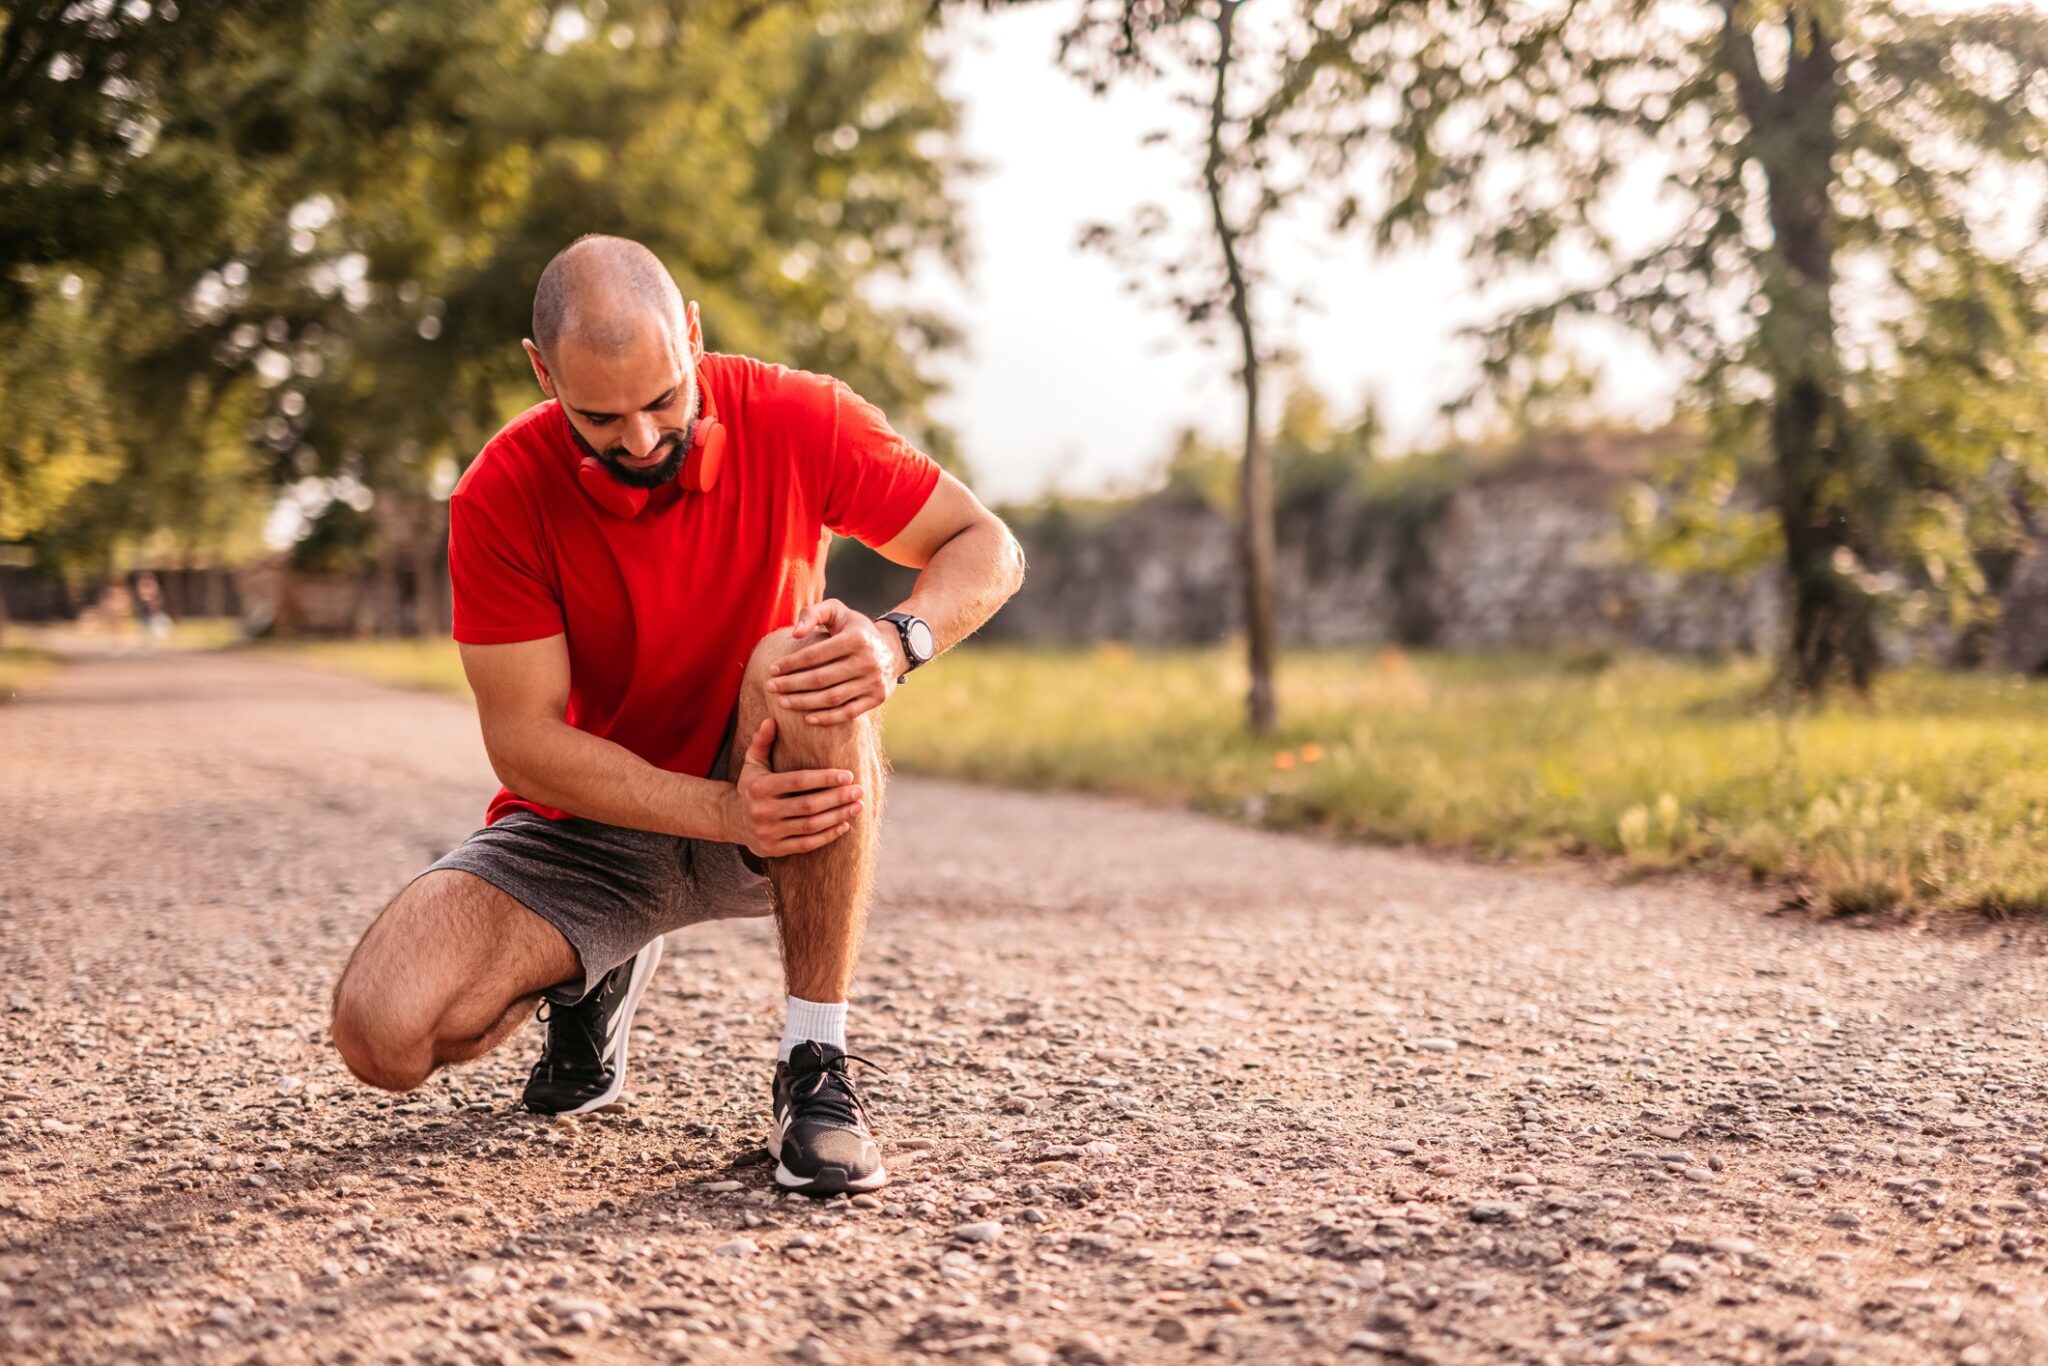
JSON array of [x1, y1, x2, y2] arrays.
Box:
[[3, 648, 2047, 1365]]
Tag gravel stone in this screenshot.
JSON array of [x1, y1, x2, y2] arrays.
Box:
[[8, 649, 2048, 1365]]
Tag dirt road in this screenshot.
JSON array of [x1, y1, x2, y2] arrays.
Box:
[[3, 648, 2046, 1364]]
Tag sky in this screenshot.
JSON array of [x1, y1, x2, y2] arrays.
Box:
[[901, 6, 1682, 504]]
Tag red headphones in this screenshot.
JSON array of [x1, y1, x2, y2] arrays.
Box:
[[573, 300, 726, 518]]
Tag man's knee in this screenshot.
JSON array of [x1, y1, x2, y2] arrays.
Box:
[[330, 884, 460, 1093], [742, 626, 801, 696], [330, 964, 434, 1093], [329, 871, 569, 1092], [743, 627, 879, 767]]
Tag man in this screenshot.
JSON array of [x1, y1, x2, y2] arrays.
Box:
[[329, 235, 1024, 1196]]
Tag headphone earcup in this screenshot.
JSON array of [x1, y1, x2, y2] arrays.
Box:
[[681, 421, 726, 493], [577, 457, 651, 517]]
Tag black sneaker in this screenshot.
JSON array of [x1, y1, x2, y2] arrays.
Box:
[[769, 1041, 888, 1194], [521, 938, 665, 1115]]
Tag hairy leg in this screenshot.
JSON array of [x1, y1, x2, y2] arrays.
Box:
[[330, 870, 580, 1092], [736, 628, 887, 1002]]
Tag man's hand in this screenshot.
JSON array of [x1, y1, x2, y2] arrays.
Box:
[[724, 718, 864, 858], [767, 598, 904, 726]]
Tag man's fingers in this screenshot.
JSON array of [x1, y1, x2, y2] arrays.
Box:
[[804, 699, 878, 727], [767, 822, 853, 857], [742, 717, 777, 769], [780, 679, 872, 713], [774, 785, 864, 817], [789, 599, 846, 641], [771, 657, 864, 698], [756, 789, 862, 823], [770, 633, 857, 680], [758, 766, 856, 795], [779, 800, 862, 834]]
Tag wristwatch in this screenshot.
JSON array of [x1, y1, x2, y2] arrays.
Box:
[[878, 611, 935, 683]]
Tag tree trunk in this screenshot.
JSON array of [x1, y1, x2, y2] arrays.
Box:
[[1771, 371, 1875, 693], [1205, 0, 1278, 733], [1726, 1, 1876, 696]]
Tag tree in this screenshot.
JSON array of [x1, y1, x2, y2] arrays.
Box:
[[0, 1, 296, 308], [1268, 376, 1381, 513], [252, 0, 968, 631], [1061, 0, 1286, 730], [2, 0, 969, 617], [0, 275, 120, 553], [1271, 0, 2048, 694]]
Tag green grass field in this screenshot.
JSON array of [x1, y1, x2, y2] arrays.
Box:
[[271, 639, 2048, 917], [0, 646, 57, 701]]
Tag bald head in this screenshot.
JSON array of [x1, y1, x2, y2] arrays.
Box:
[[531, 235, 686, 364]]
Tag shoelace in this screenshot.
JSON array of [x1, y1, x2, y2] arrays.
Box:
[[789, 1052, 886, 1129], [531, 996, 610, 1081]]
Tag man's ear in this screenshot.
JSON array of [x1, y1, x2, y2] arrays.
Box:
[[522, 339, 556, 399]]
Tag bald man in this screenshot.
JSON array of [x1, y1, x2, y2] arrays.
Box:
[[329, 235, 1024, 1195]]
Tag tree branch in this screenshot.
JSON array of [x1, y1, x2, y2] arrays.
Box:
[[1715, 0, 1775, 128]]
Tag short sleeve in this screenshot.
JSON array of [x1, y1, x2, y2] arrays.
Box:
[[821, 380, 942, 547], [448, 486, 564, 645]]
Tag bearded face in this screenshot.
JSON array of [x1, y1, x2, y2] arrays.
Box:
[[564, 394, 697, 489]]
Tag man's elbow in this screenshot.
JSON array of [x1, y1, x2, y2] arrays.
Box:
[[991, 519, 1027, 603], [479, 720, 547, 797], [482, 746, 529, 797]]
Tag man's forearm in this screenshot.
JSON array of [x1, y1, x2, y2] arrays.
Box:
[[483, 716, 731, 840], [889, 519, 1025, 659]]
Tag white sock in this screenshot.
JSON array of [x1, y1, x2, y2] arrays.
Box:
[[779, 995, 848, 1061]]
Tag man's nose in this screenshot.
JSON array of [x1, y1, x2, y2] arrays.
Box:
[[621, 413, 662, 458]]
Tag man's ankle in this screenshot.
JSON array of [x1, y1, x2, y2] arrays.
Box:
[[778, 994, 848, 1061]]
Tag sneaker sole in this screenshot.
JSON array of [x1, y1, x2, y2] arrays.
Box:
[[772, 1160, 889, 1195], [765, 1124, 889, 1195], [546, 935, 665, 1117]]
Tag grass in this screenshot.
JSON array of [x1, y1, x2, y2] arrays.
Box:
[[0, 645, 58, 701], [267, 638, 474, 694], [273, 637, 2048, 917]]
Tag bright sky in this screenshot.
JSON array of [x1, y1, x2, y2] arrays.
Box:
[[905, 6, 1682, 504]]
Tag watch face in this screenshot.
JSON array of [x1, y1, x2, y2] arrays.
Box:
[[906, 619, 935, 662]]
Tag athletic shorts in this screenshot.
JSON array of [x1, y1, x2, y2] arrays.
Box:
[[419, 727, 775, 1004]]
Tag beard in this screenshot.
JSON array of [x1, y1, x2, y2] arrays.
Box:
[[563, 373, 702, 489], [570, 420, 693, 490]]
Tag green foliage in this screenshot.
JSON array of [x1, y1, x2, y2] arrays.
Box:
[[288, 499, 379, 574], [1269, 378, 1382, 513], [0, 647, 58, 700], [1262, 0, 2048, 692], [0, 275, 121, 545], [1158, 377, 1386, 513], [2, 0, 967, 575]]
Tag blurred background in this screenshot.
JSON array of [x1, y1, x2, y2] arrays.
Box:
[[4, 0, 2047, 915]]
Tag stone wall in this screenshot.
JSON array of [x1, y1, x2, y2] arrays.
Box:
[[1418, 451, 1785, 655], [938, 433, 1789, 657], [1998, 551, 2048, 673]]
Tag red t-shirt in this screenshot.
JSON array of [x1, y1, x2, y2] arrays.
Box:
[[448, 353, 940, 825]]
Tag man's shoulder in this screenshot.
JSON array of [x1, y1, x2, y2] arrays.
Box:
[[452, 401, 565, 505], [707, 353, 844, 431]]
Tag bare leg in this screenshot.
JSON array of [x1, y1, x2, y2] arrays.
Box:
[[330, 870, 580, 1091], [736, 628, 887, 1002]]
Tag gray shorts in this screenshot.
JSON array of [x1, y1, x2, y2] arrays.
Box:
[[422, 737, 776, 1004]]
